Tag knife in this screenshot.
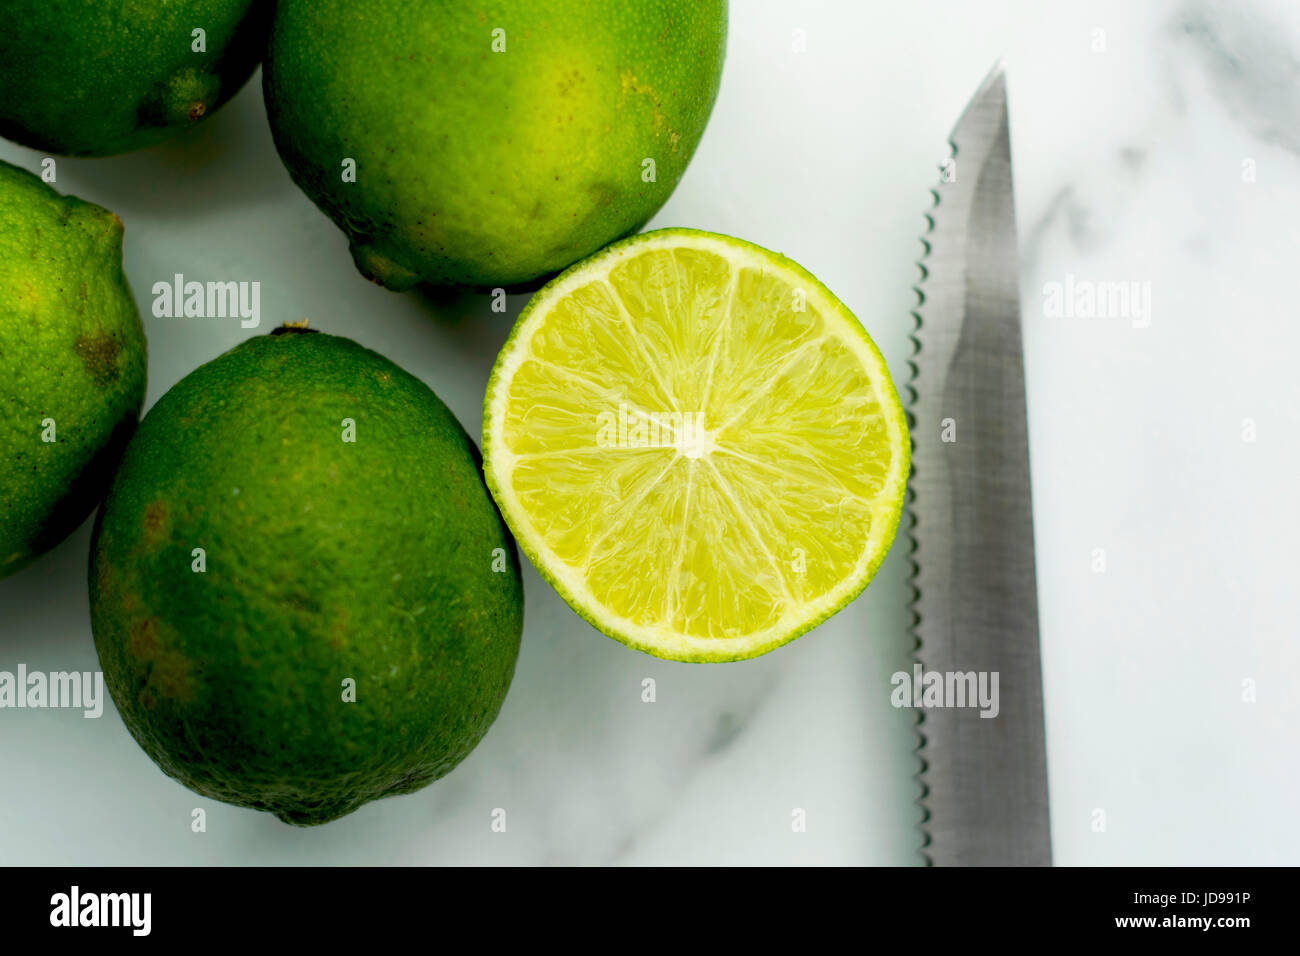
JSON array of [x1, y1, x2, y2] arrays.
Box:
[[909, 60, 1051, 865]]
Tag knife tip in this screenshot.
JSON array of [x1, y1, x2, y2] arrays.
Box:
[[978, 58, 1008, 99]]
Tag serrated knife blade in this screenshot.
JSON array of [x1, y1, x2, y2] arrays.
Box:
[[909, 61, 1051, 866]]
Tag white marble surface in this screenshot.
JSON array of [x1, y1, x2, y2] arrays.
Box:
[[2, 0, 1297, 865]]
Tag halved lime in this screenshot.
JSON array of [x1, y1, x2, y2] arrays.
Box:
[[483, 228, 909, 662]]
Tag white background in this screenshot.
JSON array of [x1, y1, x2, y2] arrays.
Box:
[[1, 0, 1297, 864]]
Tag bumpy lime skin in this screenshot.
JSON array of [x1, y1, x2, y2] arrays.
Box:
[[0, 0, 270, 157], [89, 332, 524, 825], [263, 0, 727, 290], [0, 161, 146, 580]]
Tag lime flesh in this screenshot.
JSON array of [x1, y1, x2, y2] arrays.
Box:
[[483, 228, 909, 662]]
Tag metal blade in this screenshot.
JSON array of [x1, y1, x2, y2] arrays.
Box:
[[909, 61, 1051, 865]]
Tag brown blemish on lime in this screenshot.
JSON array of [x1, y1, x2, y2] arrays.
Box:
[[16, 280, 40, 304], [188, 102, 207, 121], [329, 607, 351, 650], [129, 616, 194, 703], [619, 71, 680, 151], [556, 69, 584, 97], [129, 616, 160, 658], [73, 333, 121, 388], [143, 501, 169, 545], [109, 572, 140, 615]]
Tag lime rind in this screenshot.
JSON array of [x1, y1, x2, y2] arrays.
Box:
[[483, 227, 910, 662]]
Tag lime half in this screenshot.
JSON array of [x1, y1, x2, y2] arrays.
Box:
[[483, 228, 909, 661]]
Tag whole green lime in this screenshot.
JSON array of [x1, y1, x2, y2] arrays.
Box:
[[0, 161, 146, 580], [89, 330, 524, 825], [0, 0, 270, 157], [262, 0, 728, 290]]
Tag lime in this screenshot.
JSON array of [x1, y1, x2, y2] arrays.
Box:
[[482, 229, 910, 662], [0, 160, 146, 580], [0, 0, 269, 157], [262, 0, 727, 289], [90, 330, 524, 825]]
